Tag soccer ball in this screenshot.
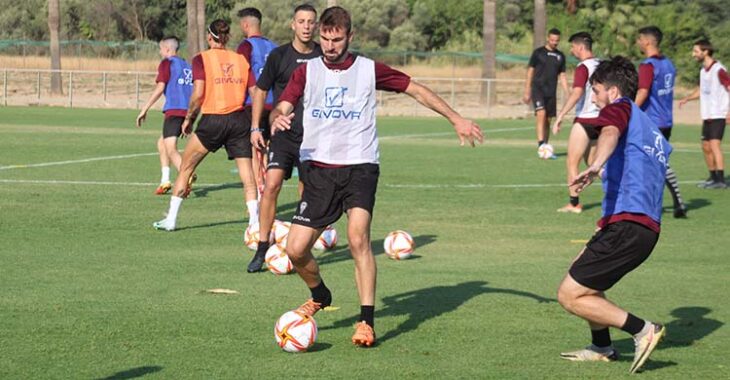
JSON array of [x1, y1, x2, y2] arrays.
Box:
[[272, 219, 291, 247], [313, 225, 337, 251], [265, 244, 293, 275], [384, 230, 415, 260], [274, 311, 317, 353], [244, 224, 274, 251], [537, 143, 554, 160]]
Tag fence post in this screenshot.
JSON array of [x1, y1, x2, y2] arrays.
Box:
[[37, 71, 41, 100], [3, 69, 7, 106], [68, 71, 73, 108], [486, 80, 492, 118], [102, 72, 107, 102], [135, 73, 140, 108]]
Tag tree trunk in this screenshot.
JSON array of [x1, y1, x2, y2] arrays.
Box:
[[48, 0, 62, 95], [196, 0, 206, 51], [533, 0, 546, 50], [481, 0, 496, 105], [186, 0, 199, 58], [566, 0, 578, 14]]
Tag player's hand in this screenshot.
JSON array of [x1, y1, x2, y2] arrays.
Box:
[[251, 130, 266, 151], [522, 92, 531, 105], [135, 111, 146, 128], [181, 119, 193, 137], [570, 164, 601, 193], [453, 117, 484, 147], [552, 114, 563, 135], [271, 113, 294, 136], [678, 98, 688, 109]]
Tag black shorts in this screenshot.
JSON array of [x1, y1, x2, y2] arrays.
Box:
[[292, 162, 379, 229], [532, 88, 557, 117], [162, 116, 184, 138], [267, 134, 302, 180], [702, 119, 726, 141], [243, 106, 271, 141], [195, 110, 252, 159], [575, 118, 599, 140], [569, 221, 659, 291], [660, 127, 672, 141]]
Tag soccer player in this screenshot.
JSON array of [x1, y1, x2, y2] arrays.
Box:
[[679, 39, 729, 189], [246, 4, 322, 273], [269, 6, 483, 347], [153, 19, 259, 231], [553, 32, 600, 213], [136, 36, 192, 195], [557, 56, 668, 374], [236, 7, 278, 193], [523, 28, 569, 157], [635, 26, 688, 217]]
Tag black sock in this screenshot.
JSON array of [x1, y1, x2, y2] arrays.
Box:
[[570, 196, 580, 207], [621, 313, 646, 336], [718, 170, 725, 183], [255, 241, 270, 257], [309, 280, 332, 307], [711, 170, 718, 181], [538, 140, 545, 147], [591, 328, 612, 348], [360, 305, 375, 328]]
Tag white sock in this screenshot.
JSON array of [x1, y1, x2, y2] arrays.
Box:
[[167, 196, 184, 223], [161, 166, 171, 184], [246, 200, 259, 226]]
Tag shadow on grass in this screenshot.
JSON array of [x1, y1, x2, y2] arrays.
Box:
[[96, 366, 163, 380], [307, 342, 333, 353], [191, 182, 242, 198], [322, 281, 554, 345], [175, 219, 244, 231], [316, 234, 437, 266], [581, 202, 601, 211]]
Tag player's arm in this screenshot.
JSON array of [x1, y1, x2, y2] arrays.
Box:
[[269, 100, 295, 135], [678, 87, 700, 108], [136, 82, 166, 127], [635, 63, 653, 107], [404, 81, 483, 147], [523, 67, 535, 104], [553, 87, 584, 135], [181, 79, 204, 136], [250, 88, 268, 150], [559, 72, 570, 99], [571, 125, 620, 192], [269, 64, 305, 135]]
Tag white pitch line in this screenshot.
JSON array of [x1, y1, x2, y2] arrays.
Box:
[[0, 178, 708, 189], [0, 152, 159, 171], [379, 126, 532, 140]]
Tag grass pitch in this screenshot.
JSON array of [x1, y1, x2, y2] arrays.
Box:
[[0, 106, 728, 379]]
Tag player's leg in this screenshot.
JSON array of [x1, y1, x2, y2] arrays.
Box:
[[247, 168, 286, 272], [660, 128, 687, 217], [708, 138, 726, 188], [155, 136, 172, 194], [535, 109, 548, 146], [701, 139, 715, 186], [347, 207, 377, 347], [558, 123, 590, 213], [153, 134, 209, 231], [223, 110, 259, 227], [234, 157, 259, 226], [287, 223, 331, 316]]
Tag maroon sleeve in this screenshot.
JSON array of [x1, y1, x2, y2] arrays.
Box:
[[247, 67, 256, 89], [237, 41, 252, 64], [156, 60, 171, 83], [718, 68, 730, 88], [278, 64, 307, 106], [192, 55, 205, 81], [374, 61, 411, 92], [638, 63, 654, 90], [573, 65, 588, 89], [593, 101, 631, 136]]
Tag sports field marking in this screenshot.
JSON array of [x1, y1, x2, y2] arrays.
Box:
[[0, 152, 159, 171], [380, 126, 533, 140]]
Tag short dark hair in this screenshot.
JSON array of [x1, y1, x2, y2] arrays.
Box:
[[569, 32, 593, 51], [160, 36, 180, 51], [320, 6, 351, 34], [590, 56, 638, 100], [548, 28, 561, 36], [638, 26, 663, 46], [294, 4, 317, 17], [237, 7, 262, 21], [694, 38, 714, 56], [208, 19, 231, 45]]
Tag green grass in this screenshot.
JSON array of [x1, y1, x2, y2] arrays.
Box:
[[1, 106, 728, 379]]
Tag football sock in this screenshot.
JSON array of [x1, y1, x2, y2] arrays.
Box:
[[711, 170, 718, 182], [310, 280, 332, 306], [161, 166, 171, 184], [167, 196, 183, 222], [538, 140, 545, 147], [246, 200, 259, 226], [620, 313, 646, 336], [591, 328, 612, 348], [360, 305, 375, 328], [665, 166, 685, 208], [255, 240, 270, 258], [718, 170, 725, 183], [570, 196, 580, 207]]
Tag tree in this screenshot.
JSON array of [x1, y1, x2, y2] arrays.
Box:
[[533, 0, 546, 50], [482, 0, 496, 104], [196, 0, 205, 55], [48, 0, 62, 95], [186, 0, 205, 57]]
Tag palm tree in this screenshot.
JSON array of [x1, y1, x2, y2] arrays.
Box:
[[48, 0, 62, 95], [533, 0, 546, 50], [482, 0, 496, 104]]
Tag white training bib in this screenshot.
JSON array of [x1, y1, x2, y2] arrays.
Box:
[[575, 57, 600, 119], [301, 56, 378, 165], [700, 61, 730, 120]]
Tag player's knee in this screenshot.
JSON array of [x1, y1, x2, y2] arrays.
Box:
[[702, 141, 712, 153], [264, 181, 283, 197], [557, 283, 577, 311], [347, 233, 370, 255]]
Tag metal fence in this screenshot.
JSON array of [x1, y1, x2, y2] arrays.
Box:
[[0, 68, 545, 119]]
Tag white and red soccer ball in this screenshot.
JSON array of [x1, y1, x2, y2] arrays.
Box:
[[264, 244, 293, 275], [313, 225, 338, 251], [384, 230, 415, 260], [272, 219, 291, 247], [537, 143, 554, 160], [274, 311, 318, 353]]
